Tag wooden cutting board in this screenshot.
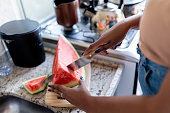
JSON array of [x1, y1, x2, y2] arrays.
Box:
[[45, 64, 91, 107]]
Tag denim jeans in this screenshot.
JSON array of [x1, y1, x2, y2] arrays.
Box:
[[137, 46, 168, 95]]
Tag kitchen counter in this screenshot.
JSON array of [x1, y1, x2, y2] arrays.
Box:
[[0, 47, 123, 113]]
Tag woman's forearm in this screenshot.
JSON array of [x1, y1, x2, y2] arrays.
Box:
[[126, 13, 142, 30], [107, 13, 142, 34], [84, 71, 170, 113], [100, 13, 142, 46], [83, 13, 142, 55], [86, 95, 153, 113]]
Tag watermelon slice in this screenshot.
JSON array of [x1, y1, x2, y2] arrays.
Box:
[[52, 35, 85, 87], [23, 75, 48, 94]]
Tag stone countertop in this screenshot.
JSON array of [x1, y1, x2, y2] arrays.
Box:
[[0, 47, 122, 113]]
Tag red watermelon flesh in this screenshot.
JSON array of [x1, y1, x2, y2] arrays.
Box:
[[23, 75, 48, 94], [52, 35, 85, 87]]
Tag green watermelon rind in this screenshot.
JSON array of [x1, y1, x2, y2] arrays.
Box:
[[22, 75, 48, 95], [60, 35, 86, 87], [64, 81, 79, 88]]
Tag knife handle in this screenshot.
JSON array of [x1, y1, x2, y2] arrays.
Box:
[[85, 49, 102, 59], [95, 49, 102, 53]]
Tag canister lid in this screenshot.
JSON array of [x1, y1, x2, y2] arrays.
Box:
[[54, 0, 75, 6], [0, 19, 40, 40]]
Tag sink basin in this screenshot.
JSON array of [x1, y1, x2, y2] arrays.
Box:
[[0, 95, 54, 113]]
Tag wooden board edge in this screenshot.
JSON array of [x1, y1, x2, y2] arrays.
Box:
[[105, 64, 124, 96], [100, 64, 124, 96]]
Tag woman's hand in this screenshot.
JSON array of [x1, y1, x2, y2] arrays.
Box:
[[83, 20, 130, 55], [48, 80, 91, 111]]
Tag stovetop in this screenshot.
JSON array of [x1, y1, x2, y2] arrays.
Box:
[[41, 17, 138, 49]]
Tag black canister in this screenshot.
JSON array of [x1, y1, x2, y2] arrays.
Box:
[[0, 19, 45, 67]]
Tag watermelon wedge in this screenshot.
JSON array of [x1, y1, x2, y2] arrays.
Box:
[[52, 35, 85, 87], [23, 75, 48, 94]]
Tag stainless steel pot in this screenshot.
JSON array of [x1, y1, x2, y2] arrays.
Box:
[[92, 0, 125, 34], [111, 0, 145, 17], [123, 1, 145, 17]]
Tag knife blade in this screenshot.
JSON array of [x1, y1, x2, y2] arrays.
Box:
[[67, 49, 102, 71], [41, 74, 54, 84]]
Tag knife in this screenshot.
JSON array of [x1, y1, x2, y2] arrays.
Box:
[[41, 74, 84, 84], [41, 74, 54, 84], [67, 49, 102, 71]]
